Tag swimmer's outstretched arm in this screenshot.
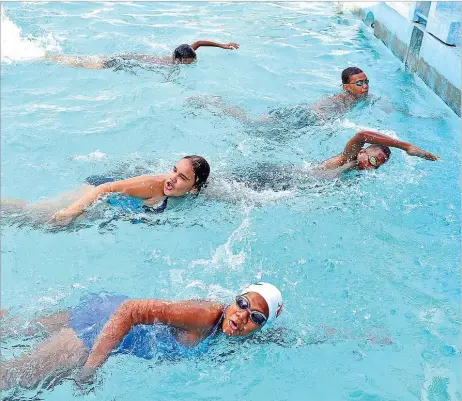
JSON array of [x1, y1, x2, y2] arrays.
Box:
[[191, 40, 239, 51], [52, 176, 165, 225], [346, 131, 439, 160], [80, 300, 223, 378], [319, 130, 439, 169]]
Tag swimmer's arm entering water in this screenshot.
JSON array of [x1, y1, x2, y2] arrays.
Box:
[[53, 176, 165, 225], [318, 130, 439, 170], [191, 40, 239, 51], [80, 300, 223, 376]]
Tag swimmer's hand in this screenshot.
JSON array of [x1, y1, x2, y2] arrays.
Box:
[[221, 42, 239, 50], [77, 366, 96, 381], [406, 145, 439, 161], [73, 365, 97, 389], [51, 208, 79, 226]]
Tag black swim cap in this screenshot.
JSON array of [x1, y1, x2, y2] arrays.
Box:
[[173, 44, 197, 61], [182, 155, 210, 191]]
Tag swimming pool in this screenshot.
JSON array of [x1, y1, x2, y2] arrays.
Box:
[[1, 2, 460, 400]]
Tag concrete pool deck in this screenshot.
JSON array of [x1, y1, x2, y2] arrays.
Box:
[[346, 2, 461, 117]]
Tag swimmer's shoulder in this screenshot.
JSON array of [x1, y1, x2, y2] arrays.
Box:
[[311, 93, 349, 115], [312, 158, 357, 178]]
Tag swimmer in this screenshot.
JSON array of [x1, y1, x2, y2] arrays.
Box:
[[225, 131, 439, 190], [45, 40, 240, 69], [0, 282, 283, 391], [188, 66, 373, 126], [1, 155, 210, 227], [316, 129, 439, 174]]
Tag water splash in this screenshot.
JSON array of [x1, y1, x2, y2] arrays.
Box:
[[1, 5, 61, 63]]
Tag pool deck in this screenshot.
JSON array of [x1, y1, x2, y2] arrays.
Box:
[[347, 2, 461, 117]]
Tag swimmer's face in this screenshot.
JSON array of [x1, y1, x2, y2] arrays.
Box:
[[222, 292, 269, 337], [180, 57, 195, 64], [163, 158, 197, 196], [343, 72, 369, 96], [173, 57, 196, 65], [357, 147, 389, 170]]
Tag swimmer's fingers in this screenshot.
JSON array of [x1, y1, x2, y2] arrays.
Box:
[[72, 366, 97, 392], [424, 152, 439, 161], [224, 42, 239, 50], [418, 151, 439, 161], [406, 146, 439, 161], [76, 366, 95, 383], [50, 209, 76, 226]]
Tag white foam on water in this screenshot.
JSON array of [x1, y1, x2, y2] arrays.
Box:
[[36, 292, 66, 305], [205, 177, 294, 207], [81, 7, 113, 19], [1, 6, 61, 63], [70, 150, 107, 161], [190, 207, 253, 271]]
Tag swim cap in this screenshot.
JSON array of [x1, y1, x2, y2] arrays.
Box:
[[241, 282, 283, 323]]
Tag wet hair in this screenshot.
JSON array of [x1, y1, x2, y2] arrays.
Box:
[[341, 67, 364, 84], [173, 44, 196, 61], [366, 144, 391, 161], [182, 155, 210, 191]]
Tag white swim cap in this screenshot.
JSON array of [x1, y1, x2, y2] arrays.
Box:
[[241, 282, 283, 324]]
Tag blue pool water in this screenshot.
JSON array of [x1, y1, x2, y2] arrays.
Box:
[[1, 2, 460, 401]]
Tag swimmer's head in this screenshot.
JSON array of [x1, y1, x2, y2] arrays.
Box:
[[222, 282, 283, 337], [357, 144, 391, 170], [342, 67, 369, 96], [173, 44, 197, 64], [163, 156, 210, 196]]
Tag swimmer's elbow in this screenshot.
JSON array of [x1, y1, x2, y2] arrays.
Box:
[[356, 130, 380, 140], [95, 182, 115, 196], [121, 299, 168, 326], [116, 300, 136, 328], [353, 131, 368, 141]]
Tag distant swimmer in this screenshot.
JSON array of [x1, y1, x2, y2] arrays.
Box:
[[1, 156, 210, 227], [188, 66, 376, 128], [0, 282, 283, 391], [45, 40, 240, 70]]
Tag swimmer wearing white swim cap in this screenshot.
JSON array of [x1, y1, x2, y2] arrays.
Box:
[[0, 282, 283, 390], [222, 282, 284, 336]]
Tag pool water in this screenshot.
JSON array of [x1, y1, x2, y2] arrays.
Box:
[[1, 2, 460, 401]]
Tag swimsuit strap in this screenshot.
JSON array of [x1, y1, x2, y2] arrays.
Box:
[[207, 305, 227, 339], [142, 196, 168, 213]]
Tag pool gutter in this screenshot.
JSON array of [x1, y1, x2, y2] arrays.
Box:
[[346, 2, 461, 117]]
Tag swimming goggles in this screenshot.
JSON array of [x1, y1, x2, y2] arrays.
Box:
[[235, 295, 268, 326], [369, 155, 379, 167], [350, 79, 369, 87]]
